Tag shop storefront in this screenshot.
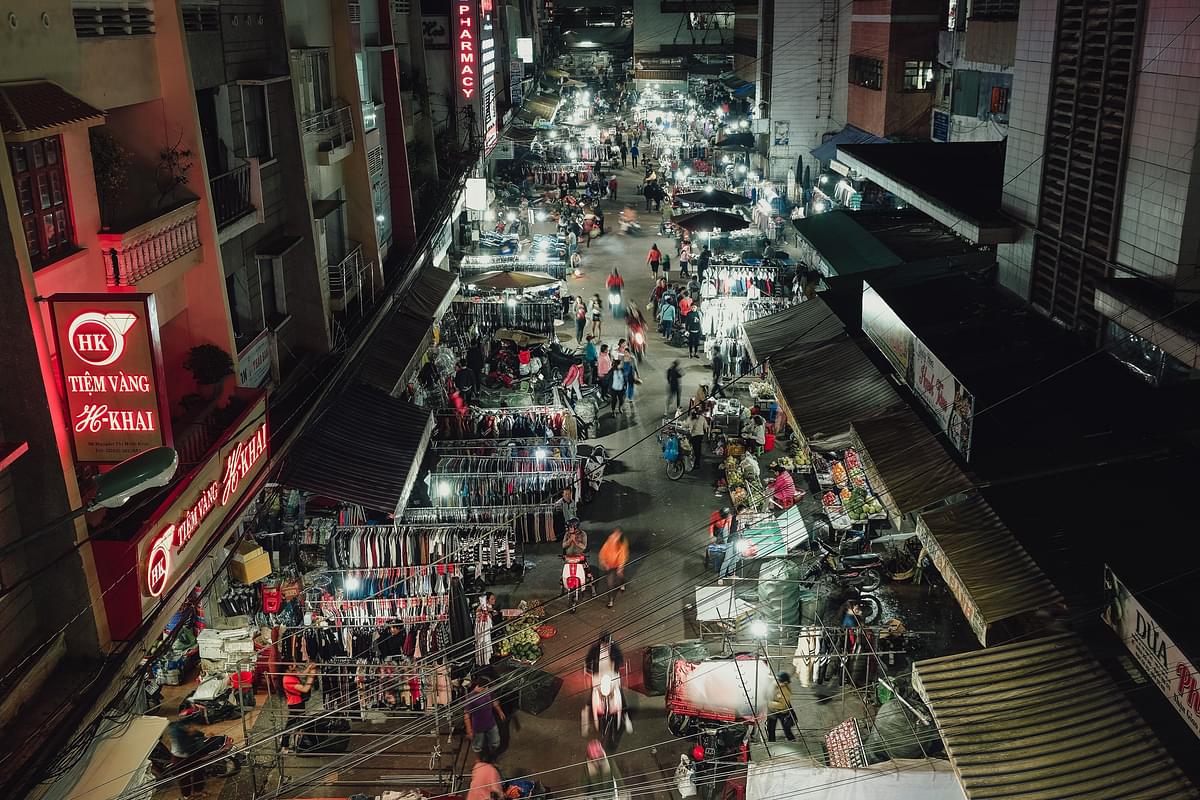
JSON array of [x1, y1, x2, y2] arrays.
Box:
[[92, 393, 270, 641]]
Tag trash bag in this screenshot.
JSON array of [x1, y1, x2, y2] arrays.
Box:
[[674, 754, 697, 798], [863, 698, 943, 764], [642, 641, 709, 696]]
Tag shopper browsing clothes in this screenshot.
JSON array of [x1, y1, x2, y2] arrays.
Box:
[[280, 661, 317, 752], [608, 354, 627, 414], [464, 676, 507, 758]]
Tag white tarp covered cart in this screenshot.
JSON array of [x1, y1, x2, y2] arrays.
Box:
[[666, 654, 776, 734], [746, 757, 965, 800]]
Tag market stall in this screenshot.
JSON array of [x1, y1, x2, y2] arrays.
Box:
[[912, 633, 1198, 799], [741, 296, 846, 365], [914, 496, 1063, 646]]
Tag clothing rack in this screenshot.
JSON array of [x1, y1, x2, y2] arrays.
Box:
[[434, 455, 577, 474], [430, 437, 577, 460], [459, 254, 568, 280], [449, 298, 560, 338], [430, 469, 578, 509], [701, 296, 791, 339], [403, 504, 558, 543], [434, 405, 576, 441]]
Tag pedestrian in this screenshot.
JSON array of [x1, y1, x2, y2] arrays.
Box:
[[598, 529, 629, 608], [711, 348, 725, 385], [580, 740, 624, 800], [643, 182, 653, 211], [766, 673, 797, 742], [697, 247, 711, 281], [595, 206, 605, 234], [467, 750, 504, 800], [687, 408, 708, 471], [686, 307, 702, 357], [623, 354, 636, 406], [661, 251, 672, 283], [609, 354, 626, 413], [679, 241, 691, 277], [659, 296, 677, 340], [631, 142, 639, 167], [464, 676, 506, 758], [619, 142, 628, 166], [589, 294, 603, 338], [666, 360, 683, 414], [574, 296, 587, 343], [679, 292, 693, 318], [454, 362, 478, 405], [280, 661, 317, 752], [650, 277, 667, 318], [608, 175, 618, 200], [583, 334, 598, 383], [572, 250, 583, 276], [567, 228, 578, 258], [597, 343, 613, 385], [646, 243, 661, 276], [583, 216, 594, 248]]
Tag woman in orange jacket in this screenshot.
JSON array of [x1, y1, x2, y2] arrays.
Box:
[[598, 530, 630, 608]]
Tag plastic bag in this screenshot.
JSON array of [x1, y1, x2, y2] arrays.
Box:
[[675, 754, 697, 798]]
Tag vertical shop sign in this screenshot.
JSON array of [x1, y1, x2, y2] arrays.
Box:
[[480, 0, 499, 154], [510, 58, 524, 107], [1103, 566, 1200, 741], [773, 120, 789, 146], [861, 282, 914, 380], [912, 338, 974, 459], [455, 1, 478, 100], [49, 294, 171, 463]]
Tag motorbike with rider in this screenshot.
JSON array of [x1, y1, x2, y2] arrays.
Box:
[[583, 631, 631, 751]]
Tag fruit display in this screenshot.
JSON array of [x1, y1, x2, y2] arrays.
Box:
[[830, 462, 848, 487], [822, 491, 841, 511], [843, 487, 885, 522], [844, 448, 861, 470], [498, 612, 543, 664]]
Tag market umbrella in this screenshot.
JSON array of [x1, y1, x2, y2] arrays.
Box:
[[546, 68, 570, 79], [673, 209, 750, 233], [676, 189, 752, 208], [468, 271, 559, 290]]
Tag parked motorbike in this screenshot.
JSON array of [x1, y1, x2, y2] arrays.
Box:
[[149, 734, 243, 790], [178, 694, 242, 725], [582, 444, 608, 502], [810, 539, 885, 592], [662, 428, 694, 481], [562, 554, 590, 613]]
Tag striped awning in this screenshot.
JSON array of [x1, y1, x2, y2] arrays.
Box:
[[913, 633, 1200, 800], [916, 496, 1063, 645], [741, 297, 846, 364]]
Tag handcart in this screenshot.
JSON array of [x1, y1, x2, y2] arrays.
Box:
[[665, 654, 775, 737]]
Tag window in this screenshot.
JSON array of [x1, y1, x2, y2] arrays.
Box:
[[990, 86, 1011, 116], [903, 61, 934, 92], [240, 85, 273, 160], [8, 136, 75, 267], [292, 49, 333, 121], [257, 256, 286, 323], [849, 55, 883, 91]]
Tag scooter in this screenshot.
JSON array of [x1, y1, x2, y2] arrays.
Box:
[[663, 429, 694, 481], [562, 554, 590, 613], [810, 540, 885, 592], [583, 642, 629, 752], [149, 735, 243, 788]]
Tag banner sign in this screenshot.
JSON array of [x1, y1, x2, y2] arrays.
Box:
[[49, 294, 170, 463], [510, 58, 524, 108], [1104, 565, 1200, 741], [423, 16, 450, 49], [861, 282, 914, 380], [454, 1, 478, 100], [481, 0, 498, 155], [912, 338, 973, 459]]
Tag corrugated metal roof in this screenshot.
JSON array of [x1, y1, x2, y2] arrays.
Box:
[[356, 311, 433, 396], [850, 411, 973, 518], [770, 338, 905, 442], [913, 633, 1199, 800], [403, 264, 458, 322], [741, 297, 847, 363], [916, 496, 1063, 645], [282, 382, 432, 514], [792, 211, 902, 275], [0, 81, 104, 137]]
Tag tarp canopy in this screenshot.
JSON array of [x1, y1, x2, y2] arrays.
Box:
[[747, 758, 964, 800], [850, 411, 974, 523], [404, 264, 459, 321], [357, 310, 432, 396], [676, 188, 752, 208], [793, 212, 902, 275], [40, 715, 167, 800], [811, 124, 889, 163], [714, 131, 755, 149], [674, 209, 749, 232], [913, 633, 1200, 800], [915, 496, 1063, 645], [741, 297, 847, 364], [769, 339, 905, 443], [282, 382, 433, 516]]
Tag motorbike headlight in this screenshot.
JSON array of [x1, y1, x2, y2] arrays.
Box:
[[609, 292, 620, 304], [633, 332, 644, 344]]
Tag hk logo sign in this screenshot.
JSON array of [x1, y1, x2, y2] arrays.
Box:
[[68, 312, 137, 367]]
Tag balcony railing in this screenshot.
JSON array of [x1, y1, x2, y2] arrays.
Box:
[[328, 243, 365, 307], [303, 104, 356, 164], [100, 201, 202, 286], [210, 164, 254, 229]]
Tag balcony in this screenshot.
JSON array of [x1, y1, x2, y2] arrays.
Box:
[[210, 161, 264, 242], [303, 104, 356, 165], [328, 243, 372, 312], [100, 200, 203, 288]]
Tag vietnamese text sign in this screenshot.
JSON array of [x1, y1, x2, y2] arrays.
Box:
[[861, 281, 914, 380], [1104, 566, 1200, 741], [912, 338, 973, 459], [50, 295, 170, 463]]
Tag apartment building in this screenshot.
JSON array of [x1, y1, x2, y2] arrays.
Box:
[[846, 0, 943, 140], [733, 0, 850, 181], [930, 0, 1016, 143], [634, 0, 732, 90], [998, 0, 1200, 383]]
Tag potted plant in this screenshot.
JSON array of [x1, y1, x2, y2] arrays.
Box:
[[156, 134, 194, 207], [184, 344, 234, 406], [90, 130, 132, 230]]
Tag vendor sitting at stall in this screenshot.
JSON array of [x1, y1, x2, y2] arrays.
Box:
[[767, 464, 800, 510], [741, 415, 767, 454]]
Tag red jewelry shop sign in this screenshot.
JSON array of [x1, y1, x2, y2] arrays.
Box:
[[93, 395, 269, 641], [48, 294, 172, 463]]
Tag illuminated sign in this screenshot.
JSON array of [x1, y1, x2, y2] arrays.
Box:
[[480, 0, 498, 154], [50, 295, 170, 463], [145, 418, 268, 597], [455, 0, 478, 100]]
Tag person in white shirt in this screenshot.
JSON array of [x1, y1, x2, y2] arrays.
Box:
[[742, 415, 767, 454]]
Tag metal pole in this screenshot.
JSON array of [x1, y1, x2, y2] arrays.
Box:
[[236, 660, 260, 798]]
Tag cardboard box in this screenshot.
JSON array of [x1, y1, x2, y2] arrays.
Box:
[[229, 542, 271, 584]]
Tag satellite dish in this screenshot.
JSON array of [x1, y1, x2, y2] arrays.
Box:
[[89, 446, 179, 510]]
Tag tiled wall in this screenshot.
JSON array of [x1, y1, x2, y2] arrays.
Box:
[[1116, 0, 1200, 286], [997, 0, 1056, 298]]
